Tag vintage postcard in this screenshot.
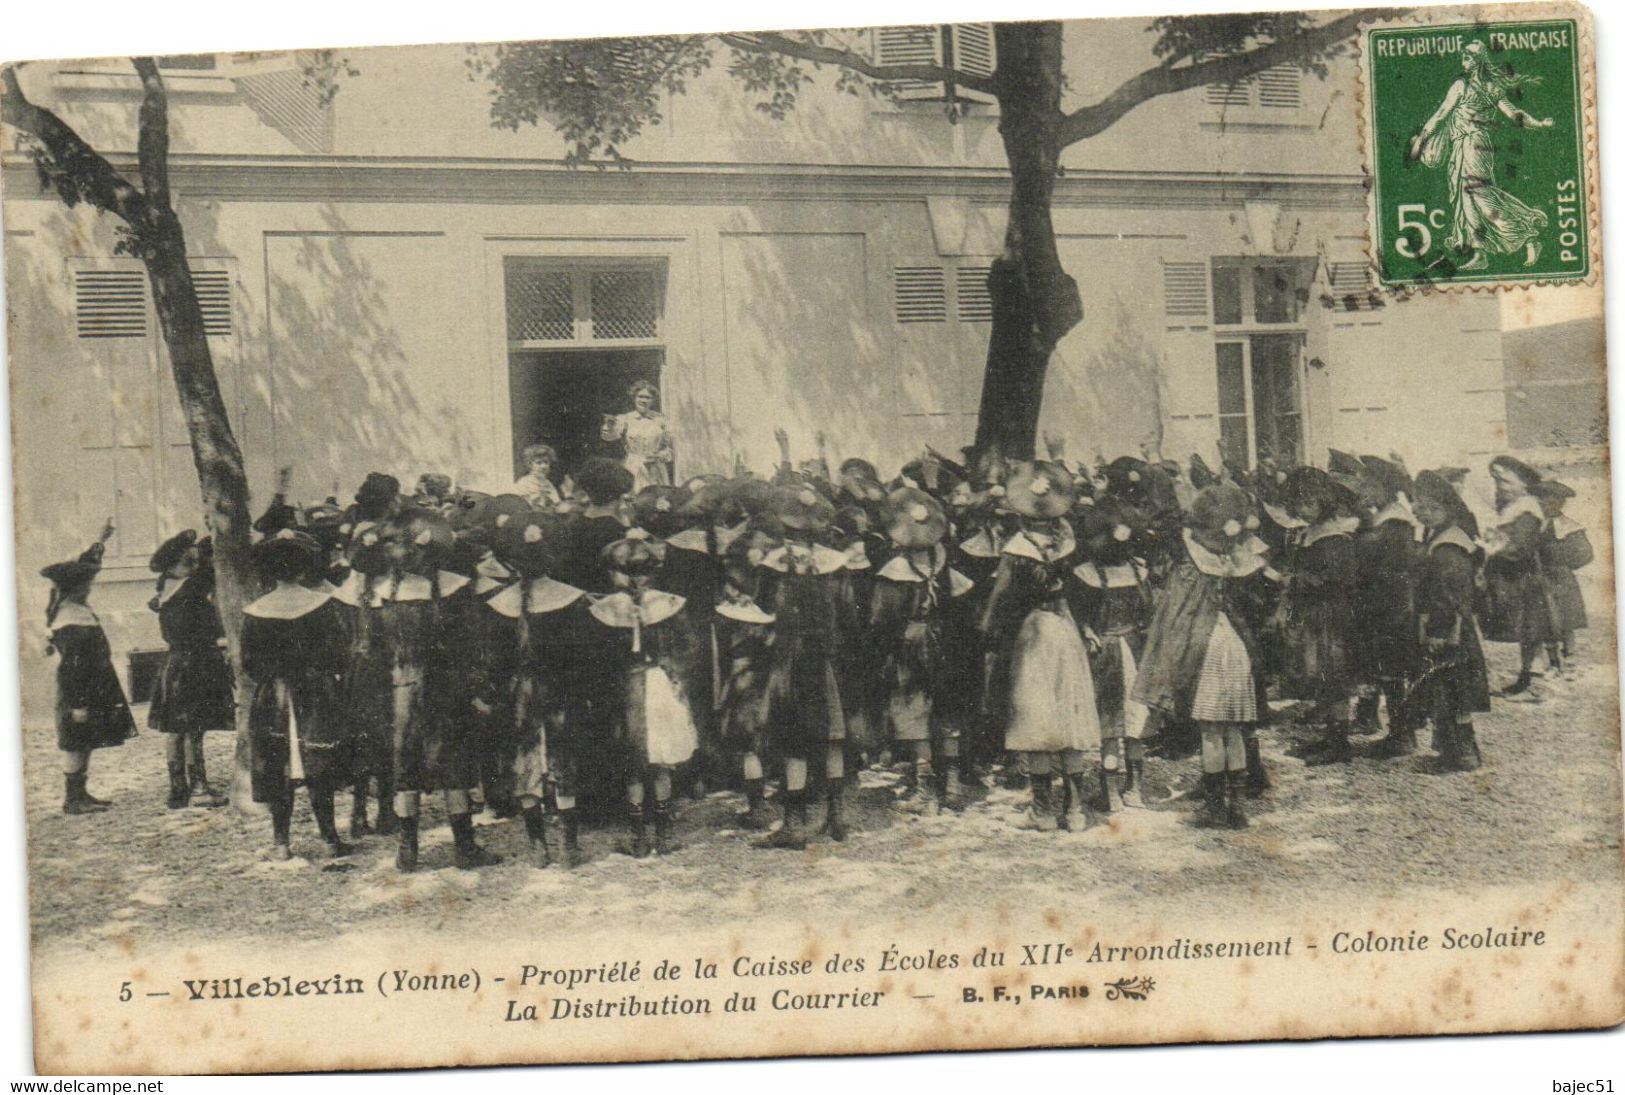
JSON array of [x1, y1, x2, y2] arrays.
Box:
[[2, 0, 1621, 1076]]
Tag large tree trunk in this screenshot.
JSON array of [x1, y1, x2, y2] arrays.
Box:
[[141, 210, 260, 815], [972, 22, 1083, 462]]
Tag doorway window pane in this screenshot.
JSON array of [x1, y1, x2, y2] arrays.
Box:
[[506, 269, 574, 341], [1249, 334, 1302, 464], [591, 269, 662, 340], [1211, 263, 1243, 325], [1252, 262, 1301, 323], [1215, 341, 1249, 467]]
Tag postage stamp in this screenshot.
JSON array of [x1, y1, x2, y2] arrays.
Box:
[[1361, 6, 1595, 289]]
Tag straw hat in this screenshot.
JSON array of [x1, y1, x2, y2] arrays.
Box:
[[771, 483, 837, 532], [884, 487, 948, 549], [1001, 461, 1076, 519]]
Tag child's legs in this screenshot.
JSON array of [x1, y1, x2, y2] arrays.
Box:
[[783, 757, 809, 793], [741, 752, 764, 781], [1223, 726, 1247, 772], [1199, 723, 1226, 774], [164, 735, 184, 765], [60, 749, 88, 775]]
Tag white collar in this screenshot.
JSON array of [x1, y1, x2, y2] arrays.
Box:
[[958, 528, 1003, 559], [761, 543, 849, 575], [332, 571, 469, 605], [589, 590, 686, 628], [1370, 500, 1418, 530], [1182, 529, 1267, 578], [1550, 514, 1585, 539], [1427, 526, 1479, 556], [877, 545, 946, 581], [1073, 560, 1147, 588], [843, 542, 871, 571], [1262, 501, 1307, 530], [156, 577, 192, 607], [1495, 494, 1545, 525], [50, 602, 99, 630], [716, 598, 775, 624], [1003, 521, 1075, 563], [245, 584, 332, 620], [484, 578, 586, 618], [664, 528, 712, 554], [1301, 516, 1360, 548]]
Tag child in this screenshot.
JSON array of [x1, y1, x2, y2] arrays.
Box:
[[147, 529, 234, 809], [869, 487, 974, 813], [715, 524, 779, 831], [42, 524, 135, 814], [591, 533, 701, 856], [242, 530, 352, 858], [759, 485, 853, 847], [978, 461, 1102, 832], [1483, 455, 1560, 696], [1278, 467, 1362, 765], [1133, 485, 1272, 829], [1351, 455, 1422, 757], [1410, 472, 1492, 772], [1071, 494, 1154, 810], [1533, 480, 1591, 675]]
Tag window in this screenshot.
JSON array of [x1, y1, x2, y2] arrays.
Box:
[[1162, 261, 1209, 319], [892, 263, 994, 324], [1211, 258, 1312, 326], [872, 24, 996, 105], [1205, 65, 1304, 114], [1215, 334, 1303, 467], [504, 260, 666, 346]]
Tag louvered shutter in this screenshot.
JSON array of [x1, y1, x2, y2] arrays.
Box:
[[1162, 261, 1209, 319], [874, 26, 945, 101], [75, 270, 148, 339], [1256, 66, 1303, 108], [191, 269, 233, 337], [947, 24, 997, 105], [1325, 260, 1384, 313], [894, 266, 948, 323], [955, 265, 993, 322]]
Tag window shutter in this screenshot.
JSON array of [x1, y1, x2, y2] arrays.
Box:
[[192, 269, 233, 337], [894, 266, 947, 323], [1256, 65, 1302, 109], [952, 24, 995, 78], [874, 26, 945, 101], [1205, 80, 1252, 108], [1162, 261, 1209, 319], [1326, 260, 1384, 312], [75, 269, 148, 339], [955, 265, 993, 322]]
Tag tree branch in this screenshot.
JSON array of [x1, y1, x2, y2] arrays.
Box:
[[717, 30, 997, 96], [1058, 9, 1383, 147], [131, 58, 170, 207], [1, 64, 150, 224]]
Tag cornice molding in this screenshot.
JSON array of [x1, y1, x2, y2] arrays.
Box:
[[1, 152, 1367, 211]]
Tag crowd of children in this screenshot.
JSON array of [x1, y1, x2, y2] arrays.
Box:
[[40, 437, 1595, 866]]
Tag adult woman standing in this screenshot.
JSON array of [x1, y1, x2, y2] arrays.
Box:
[[601, 380, 675, 490]]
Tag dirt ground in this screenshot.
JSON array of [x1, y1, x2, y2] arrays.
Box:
[[20, 624, 1624, 957]]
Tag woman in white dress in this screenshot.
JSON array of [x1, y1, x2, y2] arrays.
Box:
[[601, 380, 674, 490]]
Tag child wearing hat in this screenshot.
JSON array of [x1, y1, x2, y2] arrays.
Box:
[[450, 523, 522, 821], [147, 529, 234, 809], [1533, 480, 1591, 676], [243, 530, 353, 858], [1071, 494, 1155, 811], [758, 484, 855, 847], [1410, 472, 1492, 771], [1277, 467, 1363, 765], [1483, 455, 1561, 696], [1351, 455, 1423, 757], [715, 524, 779, 831], [590, 533, 701, 856], [42, 524, 136, 814], [1133, 486, 1273, 829], [869, 487, 974, 813], [978, 461, 1103, 832]]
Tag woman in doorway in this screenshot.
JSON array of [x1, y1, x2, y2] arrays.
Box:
[[601, 380, 675, 490]]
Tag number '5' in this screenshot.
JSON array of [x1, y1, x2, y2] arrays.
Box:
[[1396, 204, 1447, 258], [119, 981, 132, 1002]]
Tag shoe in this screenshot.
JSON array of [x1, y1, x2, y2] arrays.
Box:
[[737, 782, 773, 831], [268, 844, 292, 862], [1193, 772, 1226, 829], [451, 813, 503, 869], [1305, 729, 1353, 766], [189, 766, 227, 808], [325, 839, 353, 859], [560, 809, 586, 868], [1224, 772, 1250, 829], [653, 802, 683, 855], [395, 816, 419, 873], [618, 805, 652, 859], [63, 773, 107, 815], [940, 765, 965, 811], [1014, 777, 1058, 832], [1368, 724, 1417, 758], [755, 792, 807, 850], [1243, 737, 1271, 797], [166, 762, 190, 810], [522, 804, 552, 868], [1120, 758, 1146, 809], [821, 786, 848, 843], [1499, 673, 1533, 697]]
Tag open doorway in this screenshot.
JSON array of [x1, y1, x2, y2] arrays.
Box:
[[508, 348, 664, 480]]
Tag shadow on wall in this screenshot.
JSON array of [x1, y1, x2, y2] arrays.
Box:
[[1044, 291, 1166, 464]]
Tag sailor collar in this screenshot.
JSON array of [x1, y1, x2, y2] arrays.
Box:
[[1003, 521, 1076, 564], [1182, 529, 1268, 579], [1495, 494, 1545, 525], [1301, 516, 1361, 548], [1073, 560, 1148, 589], [760, 542, 849, 575], [715, 597, 776, 624], [156, 576, 193, 608], [1370, 500, 1419, 530], [958, 528, 1004, 559], [1427, 526, 1479, 556], [876, 547, 974, 596], [331, 570, 470, 606], [1262, 501, 1307, 531], [1550, 514, 1585, 540], [245, 584, 332, 620], [589, 590, 686, 629], [666, 521, 748, 556], [843, 541, 872, 571], [484, 578, 587, 619], [49, 602, 99, 631]]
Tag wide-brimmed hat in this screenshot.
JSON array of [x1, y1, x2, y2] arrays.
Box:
[[1531, 479, 1576, 503], [732, 477, 779, 518], [1189, 453, 1219, 490], [1358, 454, 1413, 500], [484, 493, 536, 532], [1187, 484, 1256, 545], [355, 472, 401, 514], [602, 529, 666, 578], [1103, 456, 1151, 502], [1413, 470, 1480, 539], [1001, 461, 1076, 519], [771, 484, 837, 532], [837, 474, 888, 508], [632, 485, 689, 539], [1283, 466, 1360, 519], [446, 490, 493, 531], [345, 525, 392, 577], [1489, 455, 1543, 490], [1074, 494, 1148, 566], [884, 487, 948, 549], [387, 508, 456, 574], [149, 529, 199, 575], [41, 542, 105, 590], [574, 457, 634, 505], [1326, 449, 1364, 481], [493, 513, 559, 578], [254, 529, 321, 583]]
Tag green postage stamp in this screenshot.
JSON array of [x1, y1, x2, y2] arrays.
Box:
[[1361, 5, 1596, 289]]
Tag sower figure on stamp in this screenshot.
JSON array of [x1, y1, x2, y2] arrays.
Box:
[[243, 530, 353, 859], [43, 522, 135, 815], [147, 529, 234, 809], [1410, 472, 1492, 772]]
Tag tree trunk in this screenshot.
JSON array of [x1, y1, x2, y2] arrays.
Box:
[[972, 22, 1083, 462], [141, 210, 261, 815]]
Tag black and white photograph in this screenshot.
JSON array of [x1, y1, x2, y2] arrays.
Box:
[[1, 0, 1622, 1077]]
